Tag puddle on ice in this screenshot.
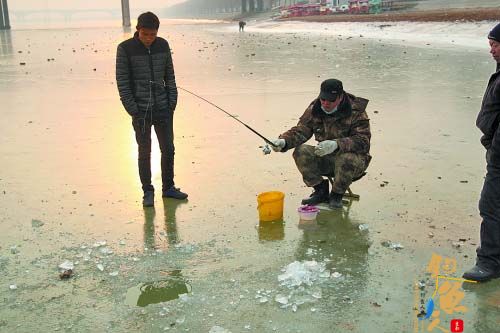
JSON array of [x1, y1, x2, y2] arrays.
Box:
[[125, 270, 191, 307], [257, 220, 285, 241]]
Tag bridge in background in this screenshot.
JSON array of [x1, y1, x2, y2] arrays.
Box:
[[0, 0, 131, 29], [0, 0, 10, 29], [11, 8, 122, 22]]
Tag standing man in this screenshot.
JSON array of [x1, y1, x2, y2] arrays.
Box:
[[116, 12, 188, 207], [271, 79, 371, 209], [239, 21, 246, 32], [463, 23, 500, 282]]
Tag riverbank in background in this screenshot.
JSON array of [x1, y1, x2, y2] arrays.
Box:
[[278, 7, 500, 23]]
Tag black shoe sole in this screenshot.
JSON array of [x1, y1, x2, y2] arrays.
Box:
[[162, 195, 188, 200], [301, 198, 328, 205]]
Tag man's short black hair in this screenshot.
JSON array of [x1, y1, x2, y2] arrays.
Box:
[[137, 12, 160, 30]]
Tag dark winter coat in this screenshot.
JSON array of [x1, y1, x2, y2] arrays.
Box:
[[279, 92, 372, 165], [116, 32, 177, 120], [476, 63, 500, 168]]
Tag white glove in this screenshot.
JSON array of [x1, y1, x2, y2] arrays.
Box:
[[272, 138, 286, 152], [314, 140, 338, 157]]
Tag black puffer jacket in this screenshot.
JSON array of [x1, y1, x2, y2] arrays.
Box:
[[116, 32, 177, 120], [477, 63, 500, 168]]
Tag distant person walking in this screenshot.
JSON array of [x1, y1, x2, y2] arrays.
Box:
[[463, 22, 500, 282], [116, 11, 188, 207], [239, 21, 246, 32]]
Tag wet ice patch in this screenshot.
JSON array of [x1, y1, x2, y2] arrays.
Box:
[[31, 219, 45, 228]]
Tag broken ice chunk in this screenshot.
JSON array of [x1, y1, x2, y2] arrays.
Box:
[[275, 294, 288, 305], [58, 260, 74, 271]]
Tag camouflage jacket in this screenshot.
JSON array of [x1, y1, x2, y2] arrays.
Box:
[[279, 92, 371, 161]]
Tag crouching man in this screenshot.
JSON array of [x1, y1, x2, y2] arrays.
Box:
[[272, 79, 371, 209]]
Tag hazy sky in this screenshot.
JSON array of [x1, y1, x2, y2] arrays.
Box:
[[10, 0, 185, 11]]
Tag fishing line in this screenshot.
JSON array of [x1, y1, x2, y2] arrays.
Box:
[[177, 86, 277, 148]]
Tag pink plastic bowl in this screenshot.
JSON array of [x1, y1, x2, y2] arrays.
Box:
[[297, 205, 320, 220]]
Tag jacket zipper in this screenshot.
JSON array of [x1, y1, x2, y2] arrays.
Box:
[[147, 48, 157, 112]]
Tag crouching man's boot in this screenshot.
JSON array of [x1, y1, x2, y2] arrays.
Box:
[[329, 192, 343, 209], [301, 180, 329, 205], [462, 265, 500, 282]]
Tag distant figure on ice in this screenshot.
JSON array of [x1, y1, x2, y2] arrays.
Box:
[[239, 21, 246, 32], [463, 22, 500, 282], [116, 11, 188, 207], [271, 79, 371, 209]]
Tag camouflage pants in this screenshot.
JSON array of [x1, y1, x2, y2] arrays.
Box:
[[292, 144, 368, 194]]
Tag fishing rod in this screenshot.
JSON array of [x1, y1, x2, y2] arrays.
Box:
[[178, 86, 277, 148]]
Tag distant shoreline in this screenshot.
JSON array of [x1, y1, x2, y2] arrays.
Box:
[[276, 7, 500, 23]]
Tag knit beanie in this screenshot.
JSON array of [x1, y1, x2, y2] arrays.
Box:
[[488, 22, 500, 42]]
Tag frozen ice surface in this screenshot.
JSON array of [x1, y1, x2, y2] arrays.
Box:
[[209, 326, 232, 333], [243, 20, 494, 50]]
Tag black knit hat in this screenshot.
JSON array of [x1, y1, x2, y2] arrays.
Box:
[[319, 79, 343, 101], [488, 22, 500, 42]]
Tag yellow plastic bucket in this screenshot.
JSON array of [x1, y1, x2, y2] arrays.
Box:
[[257, 191, 285, 222]]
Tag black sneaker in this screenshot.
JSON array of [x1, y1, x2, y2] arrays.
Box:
[[142, 191, 154, 207], [329, 192, 343, 209], [301, 180, 329, 205], [462, 265, 500, 282], [162, 186, 188, 200]]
